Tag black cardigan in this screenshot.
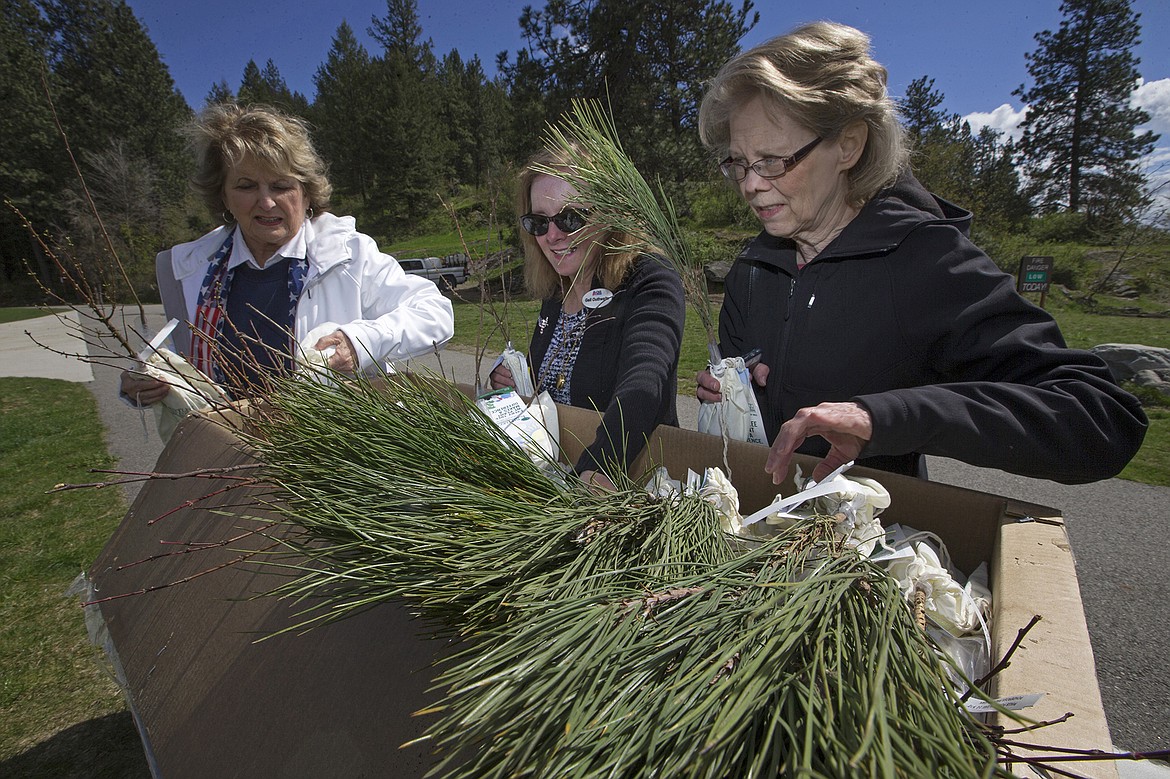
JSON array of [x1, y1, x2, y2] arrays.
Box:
[[530, 254, 685, 475]]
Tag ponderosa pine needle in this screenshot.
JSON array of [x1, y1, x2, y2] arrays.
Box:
[[234, 370, 1014, 777]]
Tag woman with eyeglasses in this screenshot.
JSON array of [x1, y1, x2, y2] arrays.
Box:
[[490, 145, 685, 490], [695, 21, 1146, 485]]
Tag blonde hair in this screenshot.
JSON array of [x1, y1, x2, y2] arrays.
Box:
[[189, 103, 333, 218], [517, 145, 645, 300], [698, 21, 907, 207]]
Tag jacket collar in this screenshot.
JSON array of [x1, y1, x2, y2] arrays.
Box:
[[737, 173, 973, 269], [170, 213, 357, 281]]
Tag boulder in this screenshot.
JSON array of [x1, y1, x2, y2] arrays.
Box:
[[704, 259, 733, 289], [1090, 343, 1170, 391], [1133, 369, 1170, 397]]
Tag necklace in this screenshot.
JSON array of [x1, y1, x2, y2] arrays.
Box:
[[540, 308, 589, 401]]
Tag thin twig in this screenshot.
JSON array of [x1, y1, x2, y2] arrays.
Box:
[[84, 546, 275, 606], [115, 523, 280, 571], [39, 62, 145, 324], [49, 463, 262, 492], [973, 613, 1043, 690]]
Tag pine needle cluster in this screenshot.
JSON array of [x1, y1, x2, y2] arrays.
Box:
[[238, 371, 1010, 777]]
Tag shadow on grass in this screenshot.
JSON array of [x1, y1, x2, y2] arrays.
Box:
[[0, 712, 149, 779]]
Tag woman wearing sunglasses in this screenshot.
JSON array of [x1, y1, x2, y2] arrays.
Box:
[[490, 145, 685, 490]]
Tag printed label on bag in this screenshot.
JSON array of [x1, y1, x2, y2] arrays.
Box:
[[963, 693, 1044, 713]]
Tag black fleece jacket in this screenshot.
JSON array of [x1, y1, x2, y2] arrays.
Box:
[[718, 173, 1147, 483], [530, 254, 685, 476]]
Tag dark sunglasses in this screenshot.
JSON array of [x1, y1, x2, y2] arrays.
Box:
[[519, 207, 589, 236]]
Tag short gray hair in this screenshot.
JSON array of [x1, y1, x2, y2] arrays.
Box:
[[698, 21, 907, 207]]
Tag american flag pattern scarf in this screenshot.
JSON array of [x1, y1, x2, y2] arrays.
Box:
[[190, 229, 310, 384]]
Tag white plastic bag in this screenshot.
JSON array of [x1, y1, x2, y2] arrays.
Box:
[[643, 465, 746, 536], [138, 346, 228, 441], [884, 533, 993, 638], [295, 322, 344, 386], [475, 388, 561, 477], [489, 342, 535, 397], [697, 356, 767, 445]]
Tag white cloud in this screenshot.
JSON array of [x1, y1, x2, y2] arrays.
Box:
[[962, 77, 1170, 144], [963, 103, 1027, 142], [962, 81, 1170, 217], [1131, 79, 1170, 214], [1133, 77, 1170, 136]]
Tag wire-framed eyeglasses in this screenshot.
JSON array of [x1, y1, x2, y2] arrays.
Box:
[[719, 137, 823, 182], [519, 207, 590, 236]]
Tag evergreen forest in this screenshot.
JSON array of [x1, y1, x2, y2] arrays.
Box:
[[1, 0, 1167, 314]]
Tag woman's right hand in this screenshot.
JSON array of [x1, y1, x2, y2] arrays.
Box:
[[696, 369, 722, 403], [489, 362, 515, 391], [697, 363, 770, 402], [120, 369, 170, 407]]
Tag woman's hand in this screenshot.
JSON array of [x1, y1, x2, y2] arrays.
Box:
[[696, 362, 770, 402], [489, 362, 515, 391], [764, 401, 873, 485], [314, 330, 358, 373], [120, 369, 170, 407], [580, 470, 617, 493], [695, 369, 721, 403]]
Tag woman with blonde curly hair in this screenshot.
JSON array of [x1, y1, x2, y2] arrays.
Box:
[[695, 21, 1145, 486], [491, 145, 685, 489], [120, 102, 453, 405]]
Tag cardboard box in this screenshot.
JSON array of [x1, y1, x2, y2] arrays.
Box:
[[88, 394, 1117, 778]]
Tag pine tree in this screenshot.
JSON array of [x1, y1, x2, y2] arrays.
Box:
[[204, 79, 234, 106], [434, 52, 510, 189], [504, 0, 757, 182], [237, 58, 309, 115], [2, 0, 191, 302], [899, 76, 1030, 233], [1013, 0, 1159, 223], [0, 0, 59, 294], [42, 0, 191, 195], [360, 0, 453, 232], [311, 21, 377, 203], [899, 76, 948, 141]]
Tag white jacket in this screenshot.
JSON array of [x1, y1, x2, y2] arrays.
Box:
[[160, 213, 454, 373]]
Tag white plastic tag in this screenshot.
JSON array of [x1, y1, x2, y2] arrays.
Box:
[[741, 461, 856, 526], [138, 318, 179, 361], [963, 693, 1044, 713]]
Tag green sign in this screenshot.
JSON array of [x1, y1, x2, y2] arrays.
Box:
[[1018, 256, 1054, 294]]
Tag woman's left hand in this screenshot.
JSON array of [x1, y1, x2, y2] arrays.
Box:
[[314, 330, 358, 373], [764, 401, 873, 486]]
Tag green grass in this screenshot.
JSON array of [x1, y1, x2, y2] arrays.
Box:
[[0, 378, 148, 776], [385, 226, 503, 259], [1047, 302, 1170, 349], [0, 307, 56, 325], [1120, 408, 1170, 486]]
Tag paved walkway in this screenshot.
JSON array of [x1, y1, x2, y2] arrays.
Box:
[[0, 310, 93, 382], [5, 306, 1167, 774]]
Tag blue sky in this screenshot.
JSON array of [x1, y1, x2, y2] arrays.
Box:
[[124, 0, 1170, 197]]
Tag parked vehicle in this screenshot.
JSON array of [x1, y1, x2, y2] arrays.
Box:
[[398, 255, 468, 292]]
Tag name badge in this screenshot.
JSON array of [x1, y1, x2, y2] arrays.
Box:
[[582, 288, 614, 309]]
